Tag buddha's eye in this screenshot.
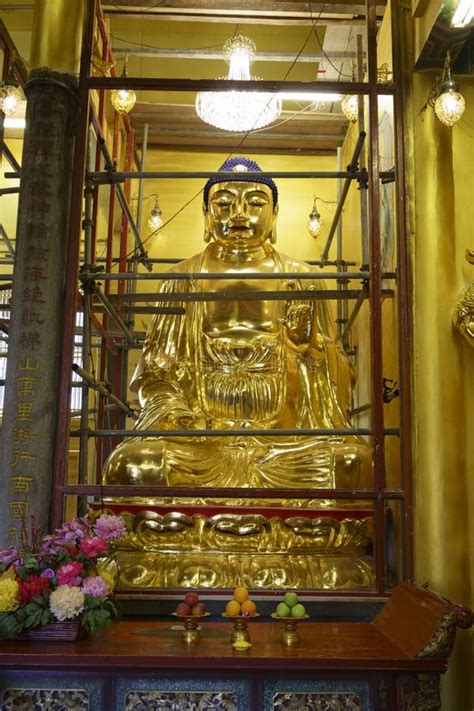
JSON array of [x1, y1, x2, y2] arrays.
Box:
[[247, 193, 269, 206], [211, 194, 232, 207]]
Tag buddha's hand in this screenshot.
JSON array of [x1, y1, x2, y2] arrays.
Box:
[[282, 304, 312, 346], [173, 412, 207, 430]]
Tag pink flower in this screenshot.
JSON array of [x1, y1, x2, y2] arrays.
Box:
[[56, 561, 84, 586], [79, 537, 108, 559], [94, 515, 126, 541], [0, 547, 20, 566], [82, 576, 110, 597]]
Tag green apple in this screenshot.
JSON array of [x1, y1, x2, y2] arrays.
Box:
[[291, 603, 306, 618], [276, 602, 291, 617], [283, 591, 298, 608]]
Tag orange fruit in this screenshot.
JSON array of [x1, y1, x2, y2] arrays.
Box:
[[241, 599, 257, 617], [233, 586, 249, 603], [225, 600, 241, 616]]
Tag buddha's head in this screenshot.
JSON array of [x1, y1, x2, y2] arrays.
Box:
[[203, 157, 278, 250]]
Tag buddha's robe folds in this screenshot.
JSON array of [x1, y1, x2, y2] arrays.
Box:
[[103, 243, 371, 489]]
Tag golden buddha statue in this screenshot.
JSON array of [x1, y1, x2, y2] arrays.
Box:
[[103, 157, 371, 491]]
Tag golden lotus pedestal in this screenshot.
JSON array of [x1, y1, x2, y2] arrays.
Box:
[[96, 499, 375, 593]]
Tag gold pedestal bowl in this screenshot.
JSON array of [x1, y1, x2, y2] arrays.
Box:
[[271, 612, 309, 646], [172, 612, 210, 645], [222, 613, 259, 646]]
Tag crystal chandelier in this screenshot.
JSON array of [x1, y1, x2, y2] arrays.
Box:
[[195, 35, 282, 132], [433, 52, 465, 127]]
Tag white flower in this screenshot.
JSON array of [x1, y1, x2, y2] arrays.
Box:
[[49, 585, 85, 621]]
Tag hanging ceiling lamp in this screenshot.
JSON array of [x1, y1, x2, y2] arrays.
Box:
[[1, 65, 24, 117], [433, 51, 465, 127], [148, 197, 163, 231], [307, 197, 324, 239], [341, 60, 358, 124], [341, 94, 358, 123], [111, 55, 136, 116], [195, 35, 282, 132]]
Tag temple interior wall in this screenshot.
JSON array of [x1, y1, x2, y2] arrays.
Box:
[[411, 71, 474, 709]]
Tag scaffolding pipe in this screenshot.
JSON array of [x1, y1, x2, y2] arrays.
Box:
[[320, 131, 367, 263], [342, 288, 368, 341], [72, 363, 137, 419], [121, 123, 149, 422], [89, 283, 137, 345], [79, 270, 397, 281], [80, 426, 400, 438], [1, 141, 21, 172], [135, 123, 149, 239], [78, 180, 94, 498], [97, 138, 152, 269], [104, 288, 393, 303], [0, 225, 15, 257], [86, 169, 369, 182], [357, 34, 370, 268]]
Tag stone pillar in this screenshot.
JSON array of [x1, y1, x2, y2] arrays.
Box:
[[0, 0, 84, 546]]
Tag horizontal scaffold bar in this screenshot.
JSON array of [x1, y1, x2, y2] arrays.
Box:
[[87, 77, 395, 95], [80, 271, 396, 281], [62, 485, 406, 500], [104, 288, 394, 303], [87, 170, 368, 182], [76, 427, 400, 437]]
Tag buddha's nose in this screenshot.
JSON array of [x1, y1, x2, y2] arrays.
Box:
[[233, 196, 250, 220]]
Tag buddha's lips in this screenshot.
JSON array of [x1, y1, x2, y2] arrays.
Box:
[[228, 224, 252, 233]]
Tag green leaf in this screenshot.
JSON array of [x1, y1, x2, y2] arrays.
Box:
[[32, 594, 47, 607], [41, 608, 52, 626], [0, 613, 21, 638], [84, 595, 101, 609], [24, 608, 42, 629]]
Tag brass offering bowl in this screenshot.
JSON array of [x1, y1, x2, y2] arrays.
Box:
[[222, 613, 259, 645], [271, 612, 309, 646], [172, 612, 210, 645]]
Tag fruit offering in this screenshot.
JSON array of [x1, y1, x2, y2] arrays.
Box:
[[224, 587, 258, 617], [175, 591, 207, 617], [274, 592, 306, 618]]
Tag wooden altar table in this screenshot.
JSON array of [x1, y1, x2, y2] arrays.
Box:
[[0, 582, 471, 710]]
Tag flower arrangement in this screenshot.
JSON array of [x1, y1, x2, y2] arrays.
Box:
[[0, 514, 126, 639]]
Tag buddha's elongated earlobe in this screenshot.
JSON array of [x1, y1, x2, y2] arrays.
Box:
[[269, 205, 278, 243], [203, 203, 211, 242]]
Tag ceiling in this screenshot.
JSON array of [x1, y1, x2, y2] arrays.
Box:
[[2, 1, 472, 155], [101, 0, 386, 154]]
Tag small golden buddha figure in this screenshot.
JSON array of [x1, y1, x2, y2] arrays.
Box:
[[103, 157, 371, 490]]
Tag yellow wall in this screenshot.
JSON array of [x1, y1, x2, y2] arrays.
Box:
[[410, 71, 474, 709]]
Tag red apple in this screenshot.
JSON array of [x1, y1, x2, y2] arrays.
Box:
[[184, 591, 199, 607], [176, 602, 192, 616], [191, 602, 206, 616]]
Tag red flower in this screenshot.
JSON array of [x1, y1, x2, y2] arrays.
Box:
[[18, 575, 51, 605], [65, 545, 80, 558], [56, 561, 84, 586], [79, 537, 108, 559]]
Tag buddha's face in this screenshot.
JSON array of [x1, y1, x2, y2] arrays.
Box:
[[204, 181, 277, 250]]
